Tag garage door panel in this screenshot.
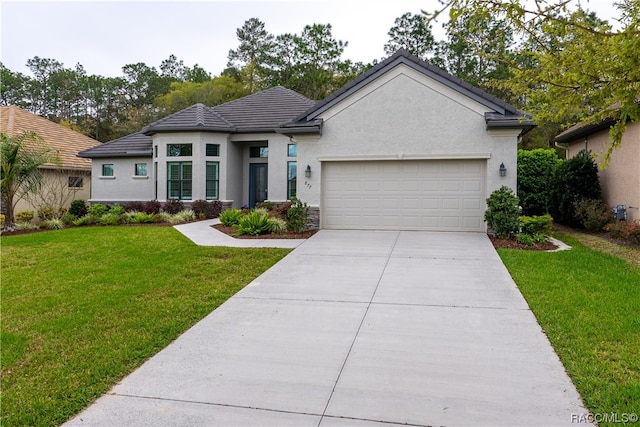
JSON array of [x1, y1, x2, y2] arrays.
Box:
[[322, 160, 486, 231]]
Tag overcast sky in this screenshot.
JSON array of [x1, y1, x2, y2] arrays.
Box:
[[1, 0, 618, 79], [1, 0, 446, 78]]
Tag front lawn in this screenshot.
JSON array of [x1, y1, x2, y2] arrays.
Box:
[[0, 226, 290, 426], [497, 233, 640, 425]]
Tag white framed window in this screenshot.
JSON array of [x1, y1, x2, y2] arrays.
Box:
[[206, 162, 219, 200], [102, 164, 114, 177], [135, 163, 147, 176]]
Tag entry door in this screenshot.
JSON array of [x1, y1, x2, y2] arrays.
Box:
[[249, 163, 268, 207]]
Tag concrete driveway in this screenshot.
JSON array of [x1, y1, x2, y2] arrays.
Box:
[[66, 230, 589, 426]]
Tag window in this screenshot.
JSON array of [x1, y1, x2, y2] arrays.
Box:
[[249, 146, 268, 158], [135, 163, 147, 176], [154, 145, 158, 158], [102, 164, 114, 177], [206, 144, 220, 156], [68, 176, 83, 188], [206, 162, 219, 200], [287, 161, 297, 199], [167, 162, 192, 200], [167, 144, 192, 157], [287, 144, 297, 157]]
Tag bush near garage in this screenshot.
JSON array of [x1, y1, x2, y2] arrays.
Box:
[[484, 186, 521, 238]]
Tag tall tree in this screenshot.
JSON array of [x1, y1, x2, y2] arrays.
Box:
[[0, 63, 29, 108], [154, 76, 247, 115], [384, 12, 436, 60], [426, 0, 640, 162], [227, 18, 275, 92], [1, 131, 59, 230], [25, 57, 64, 117]]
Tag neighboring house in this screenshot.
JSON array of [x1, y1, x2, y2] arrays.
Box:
[[555, 119, 640, 222], [79, 50, 534, 232], [0, 105, 100, 217]]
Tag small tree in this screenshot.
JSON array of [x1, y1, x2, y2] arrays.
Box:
[[549, 150, 602, 226], [1, 131, 59, 230], [484, 186, 520, 238]]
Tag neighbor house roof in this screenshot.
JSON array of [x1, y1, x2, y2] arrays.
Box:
[[0, 105, 100, 170], [278, 49, 535, 135], [555, 118, 618, 144]]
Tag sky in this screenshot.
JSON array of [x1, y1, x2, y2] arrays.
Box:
[[0, 0, 620, 79], [1, 0, 446, 78]]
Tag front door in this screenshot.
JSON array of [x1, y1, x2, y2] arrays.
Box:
[[249, 163, 268, 207]]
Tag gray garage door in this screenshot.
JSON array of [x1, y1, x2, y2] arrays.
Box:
[[322, 160, 486, 231]]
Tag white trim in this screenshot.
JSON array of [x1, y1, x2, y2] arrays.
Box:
[[318, 153, 491, 162]]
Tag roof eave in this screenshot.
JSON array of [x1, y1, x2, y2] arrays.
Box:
[[555, 119, 615, 143], [77, 151, 152, 159], [143, 126, 237, 135]]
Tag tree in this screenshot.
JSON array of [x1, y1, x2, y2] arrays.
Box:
[[1, 131, 59, 230], [227, 18, 275, 92], [426, 0, 640, 163], [384, 12, 436, 60], [154, 77, 247, 115]]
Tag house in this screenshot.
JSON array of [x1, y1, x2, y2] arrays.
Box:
[[555, 119, 639, 222], [0, 105, 100, 217], [78, 50, 534, 232]]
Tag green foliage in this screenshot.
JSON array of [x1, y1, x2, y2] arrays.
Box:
[[0, 214, 5, 228], [72, 215, 97, 226], [98, 213, 122, 226], [125, 211, 155, 224], [484, 186, 521, 238], [517, 149, 562, 215], [162, 199, 184, 215], [42, 218, 64, 230], [62, 212, 77, 225], [573, 198, 612, 232], [286, 198, 310, 233], [549, 150, 602, 226], [267, 217, 288, 234], [108, 205, 125, 216], [169, 210, 196, 224], [155, 77, 247, 115], [219, 208, 244, 227], [519, 214, 552, 236], [15, 210, 34, 224], [37, 206, 57, 221], [384, 12, 436, 60], [606, 221, 640, 245], [153, 212, 172, 224], [533, 233, 547, 244], [87, 203, 108, 217], [69, 199, 88, 217], [236, 210, 272, 236], [15, 222, 39, 231], [516, 233, 534, 246]]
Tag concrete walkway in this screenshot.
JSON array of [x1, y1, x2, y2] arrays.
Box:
[[173, 219, 307, 248], [66, 230, 589, 426]]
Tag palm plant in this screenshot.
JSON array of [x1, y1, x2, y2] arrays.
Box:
[[1, 131, 59, 231]]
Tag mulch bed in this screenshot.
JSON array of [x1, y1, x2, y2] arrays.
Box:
[[212, 223, 318, 239], [488, 235, 559, 251]]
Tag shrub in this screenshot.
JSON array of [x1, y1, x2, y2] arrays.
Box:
[[109, 205, 125, 216], [37, 206, 57, 221], [0, 214, 5, 228], [169, 210, 196, 224], [533, 233, 548, 244], [606, 221, 640, 245], [87, 203, 108, 217], [516, 233, 534, 245], [268, 217, 288, 234], [549, 150, 602, 226], [73, 215, 97, 226], [15, 210, 34, 224], [275, 201, 291, 218], [42, 219, 64, 230], [191, 200, 221, 219], [144, 200, 161, 214], [484, 186, 520, 238], [162, 199, 184, 215], [124, 201, 145, 212], [237, 210, 271, 236], [219, 208, 244, 227], [15, 222, 39, 231], [125, 211, 155, 224], [517, 149, 562, 215], [69, 200, 88, 217], [62, 212, 77, 225], [573, 198, 612, 232], [520, 214, 552, 236], [286, 198, 309, 233], [98, 213, 121, 225], [153, 212, 172, 223]]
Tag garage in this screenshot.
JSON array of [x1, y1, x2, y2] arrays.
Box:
[[322, 159, 486, 231]]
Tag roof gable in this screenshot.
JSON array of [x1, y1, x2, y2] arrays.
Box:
[[281, 50, 534, 134], [0, 106, 100, 170], [78, 132, 152, 158]]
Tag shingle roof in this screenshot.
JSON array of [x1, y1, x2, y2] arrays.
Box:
[[280, 49, 534, 134], [77, 132, 152, 158], [142, 103, 235, 134], [0, 106, 100, 170]]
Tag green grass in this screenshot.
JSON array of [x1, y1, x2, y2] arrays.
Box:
[[497, 233, 640, 425], [1, 226, 290, 426]]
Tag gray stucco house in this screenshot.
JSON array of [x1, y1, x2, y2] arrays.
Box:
[[78, 50, 534, 232]]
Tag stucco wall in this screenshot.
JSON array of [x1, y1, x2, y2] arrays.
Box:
[[91, 157, 153, 202], [566, 122, 640, 222], [296, 64, 520, 207]]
